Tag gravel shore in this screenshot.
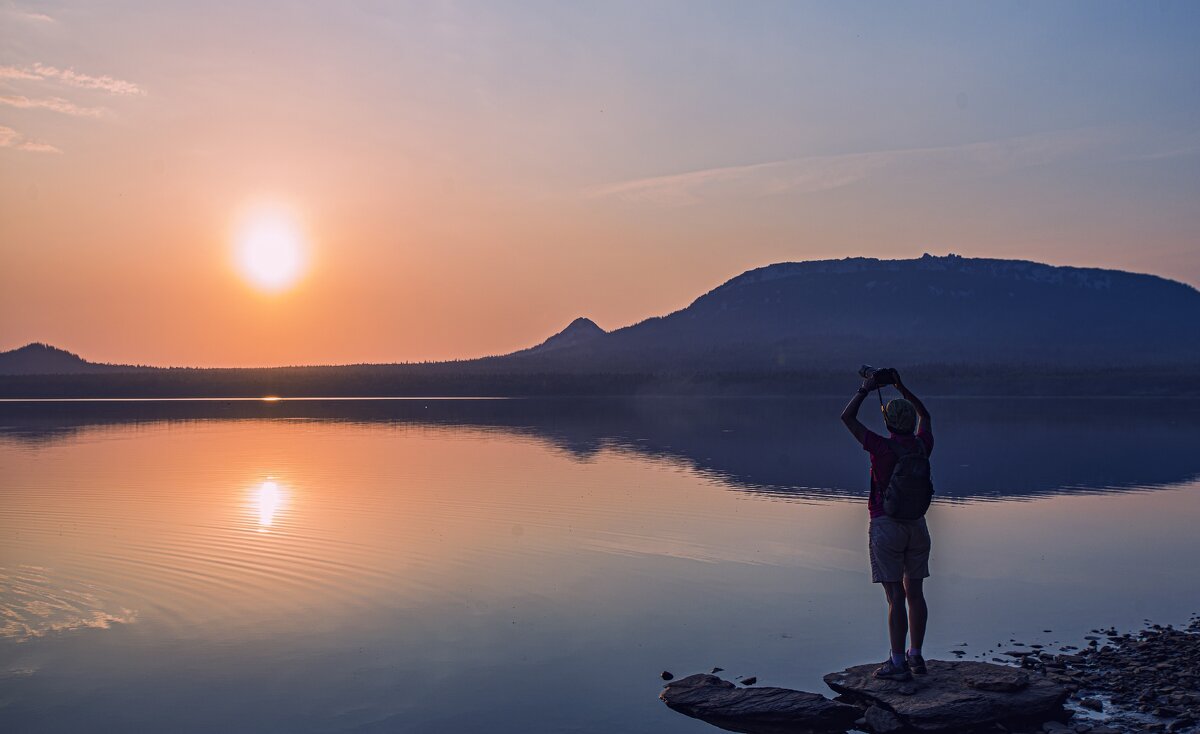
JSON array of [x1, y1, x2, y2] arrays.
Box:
[[998, 614, 1200, 734]]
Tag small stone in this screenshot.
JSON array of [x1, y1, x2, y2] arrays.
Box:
[[1080, 698, 1103, 712], [741, 676, 757, 686], [710, 667, 723, 674], [661, 670, 673, 681]]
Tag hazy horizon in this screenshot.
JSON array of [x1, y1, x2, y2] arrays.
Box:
[[3, 2, 1199, 367], [3, 252, 1200, 370]]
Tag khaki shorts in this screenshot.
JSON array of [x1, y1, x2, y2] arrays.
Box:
[[869, 516, 931, 583]]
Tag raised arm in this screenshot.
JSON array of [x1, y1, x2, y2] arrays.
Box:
[[894, 371, 931, 433], [840, 375, 877, 445]]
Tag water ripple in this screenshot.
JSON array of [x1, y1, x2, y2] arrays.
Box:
[[0, 566, 136, 642]]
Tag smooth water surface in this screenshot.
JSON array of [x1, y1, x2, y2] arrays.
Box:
[[1, 398, 1198, 733]]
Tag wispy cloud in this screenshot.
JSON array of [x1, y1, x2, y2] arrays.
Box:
[[3, 6, 55, 23], [0, 63, 146, 96], [0, 125, 63, 153], [1120, 131, 1200, 162], [588, 154, 886, 207], [0, 60, 143, 154], [1127, 145, 1200, 162], [0, 93, 106, 117], [0, 62, 145, 95], [587, 129, 1112, 207], [0, 66, 41, 82]]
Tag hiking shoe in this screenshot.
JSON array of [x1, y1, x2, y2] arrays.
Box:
[[872, 659, 913, 681], [907, 653, 927, 675]]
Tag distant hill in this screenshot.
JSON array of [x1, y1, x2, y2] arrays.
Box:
[[485, 254, 1200, 372], [511, 317, 607, 356], [4, 255, 1199, 396], [0, 343, 134, 376]]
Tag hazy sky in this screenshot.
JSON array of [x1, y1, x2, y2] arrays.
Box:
[[2, 1, 1199, 366]]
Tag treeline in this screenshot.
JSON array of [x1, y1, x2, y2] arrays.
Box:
[[1, 363, 1197, 398]]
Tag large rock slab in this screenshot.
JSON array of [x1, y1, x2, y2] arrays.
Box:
[[661, 674, 862, 733], [823, 660, 1069, 732]]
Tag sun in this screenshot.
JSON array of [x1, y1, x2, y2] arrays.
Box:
[[234, 207, 308, 292]]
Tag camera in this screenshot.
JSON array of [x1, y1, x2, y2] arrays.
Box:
[[858, 364, 898, 386]]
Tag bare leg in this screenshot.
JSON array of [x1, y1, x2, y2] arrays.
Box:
[[904, 577, 927, 650], [881, 581, 908, 655]]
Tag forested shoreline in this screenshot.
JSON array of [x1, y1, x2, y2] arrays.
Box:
[[2, 363, 1196, 398]]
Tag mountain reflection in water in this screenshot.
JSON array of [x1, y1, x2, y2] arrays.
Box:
[[2, 396, 1196, 501]]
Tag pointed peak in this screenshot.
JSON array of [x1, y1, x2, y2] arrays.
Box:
[[562, 317, 605, 335], [511, 316, 607, 356]]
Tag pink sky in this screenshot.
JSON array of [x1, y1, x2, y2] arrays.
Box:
[[2, 2, 1198, 366]]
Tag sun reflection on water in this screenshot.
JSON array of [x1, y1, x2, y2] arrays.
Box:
[[252, 479, 287, 531]]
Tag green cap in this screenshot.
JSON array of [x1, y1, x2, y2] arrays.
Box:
[[883, 398, 916, 434]]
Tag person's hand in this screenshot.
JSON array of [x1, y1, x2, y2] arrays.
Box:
[[892, 369, 904, 389], [861, 374, 878, 392]]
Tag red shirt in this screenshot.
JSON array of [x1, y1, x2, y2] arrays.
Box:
[[862, 426, 934, 519]]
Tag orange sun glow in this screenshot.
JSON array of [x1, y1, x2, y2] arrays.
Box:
[[234, 207, 308, 292]]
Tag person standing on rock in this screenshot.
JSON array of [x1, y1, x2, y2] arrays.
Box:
[[840, 369, 934, 682]]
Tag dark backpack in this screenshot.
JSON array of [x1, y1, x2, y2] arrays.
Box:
[[882, 439, 934, 521]]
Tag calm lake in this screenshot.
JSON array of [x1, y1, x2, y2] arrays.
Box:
[[2, 397, 1198, 733]]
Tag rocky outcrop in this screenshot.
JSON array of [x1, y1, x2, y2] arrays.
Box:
[[660, 661, 1071, 733], [661, 617, 1200, 733], [823, 660, 1069, 732], [660, 673, 861, 733]]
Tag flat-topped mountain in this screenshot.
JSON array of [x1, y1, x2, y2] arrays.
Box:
[[488, 253, 1200, 372]]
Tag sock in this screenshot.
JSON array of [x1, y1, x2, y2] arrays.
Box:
[[908, 647, 922, 658], [890, 651, 906, 667]]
